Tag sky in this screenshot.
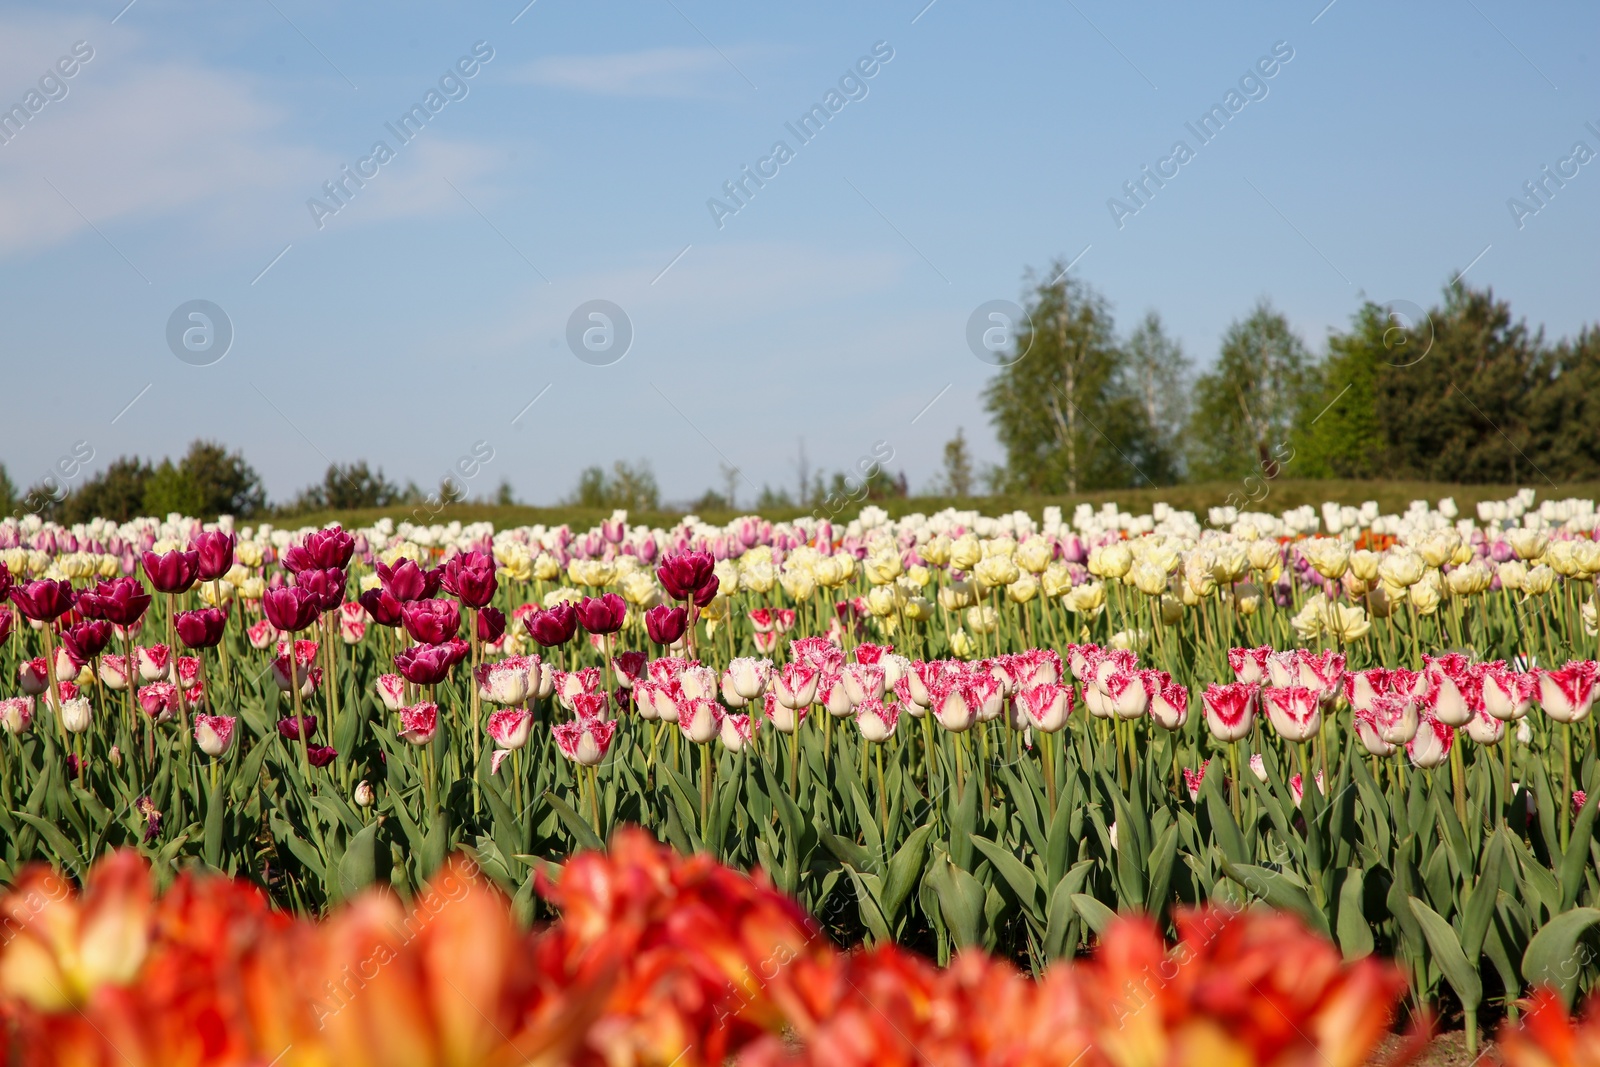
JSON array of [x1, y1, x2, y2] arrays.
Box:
[[1, 0, 1596, 509]]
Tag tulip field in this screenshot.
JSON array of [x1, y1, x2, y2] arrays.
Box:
[[3, 491, 1600, 1059]]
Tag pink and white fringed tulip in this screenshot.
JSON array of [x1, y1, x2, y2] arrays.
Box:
[[930, 676, 977, 733], [1344, 668, 1391, 712], [1202, 682, 1257, 742], [553, 715, 615, 766], [1228, 646, 1272, 685], [487, 708, 533, 750], [1372, 695, 1419, 746], [1100, 669, 1149, 721], [18, 658, 47, 696], [136, 644, 171, 683], [762, 690, 807, 734], [1183, 762, 1210, 802], [1016, 683, 1073, 733], [1148, 676, 1189, 731], [1465, 707, 1506, 745], [1263, 685, 1321, 743], [840, 663, 887, 707], [854, 698, 900, 742], [398, 703, 439, 745], [476, 656, 536, 706], [1353, 707, 1396, 756], [719, 712, 755, 752], [375, 673, 406, 712], [1, 696, 36, 735], [1296, 650, 1345, 698], [98, 655, 133, 692], [194, 714, 237, 757], [1482, 665, 1536, 721], [773, 661, 820, 709], [679, 697, 724, 743], [1537, 661, 1598, 724], [1407, 713, 1454, 768]]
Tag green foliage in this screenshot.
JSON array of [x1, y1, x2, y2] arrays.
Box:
[[937, 428, 975, 497], [985, 268, 1173, 493], [286, 461, 406, 515], [1187, 299, 1319, 482], [564, 459, 661, 511], [60, 457, 154, 524], [141, 440, 266, 519]]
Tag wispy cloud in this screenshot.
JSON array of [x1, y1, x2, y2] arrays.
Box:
[[508, 46, 759, 98]]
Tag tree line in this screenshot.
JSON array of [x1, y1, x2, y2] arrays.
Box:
[[981, 262, 1600, 493]]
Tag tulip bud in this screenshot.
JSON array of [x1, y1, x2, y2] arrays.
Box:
[[354, 780, 375, 807]]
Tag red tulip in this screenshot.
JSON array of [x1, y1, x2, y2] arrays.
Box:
[[262, 586, 321, 634], [576, 593, 626, 636], [0, 605, 12, 645], [477, 606, 506, 644], [401, 598, 461, 645], [657, 550, 716, 602], [0, 561, 11, 604], [190, 531, 235, 582], [644, 604, 687, 645], [175, 608, 227, 650], [527, 603, 578, 647], [394, 638, 469, 685], [398, 703, 439, 745], [282, 528, 355, 573], [357, 588, 403, 627], [306, 744, 338, 768], [61, 620, 114, 661], [277, 714, 318, 741], [9, 578, 76, 622], [376, 559, 439, 601], [442, 550, 497, 608], [78, 578, 151, 627], [140, 550, 200, 594], [137, 683, 179, 723], [293, 567, 347, 614], [692, 576, 721, 608]]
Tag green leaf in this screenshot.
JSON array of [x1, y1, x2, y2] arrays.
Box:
[[542, 790, 603, 852], [337, 820, 388, 900], [1337, 867, 1373, 960], [1407, 896, 1482, 1012], [928, 856, 985, 948], [1069, 892, 1117, 935], [1560, 787, 1600, 909], [1221, 857, 1330, 937], [971, 834, 1043, 921], [843, 867, 892, 943], [882, 824, 933, 927], [1521, 907, 1600, 1008]]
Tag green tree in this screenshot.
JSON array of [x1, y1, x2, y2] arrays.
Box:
[[1187, 300, 1317, 481], [984, 267, 1162, 493], [0, 464, 19, 516], [287, 461, 403, 514], [1375, 283, 1542, 483], [564, 460, 661, 511], [938, 428, 975, 496], [1296, 303, 1392, 479], [1528, 325, 1600, 480], [1121, 311, 1190, 481], [143, 440, 266, 519], [61, 457, 155, 524]]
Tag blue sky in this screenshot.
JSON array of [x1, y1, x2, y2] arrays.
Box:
[[2, 0, 1596, 508]]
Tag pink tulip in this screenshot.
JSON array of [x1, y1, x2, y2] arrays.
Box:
[[398, 703, 438, 745], [138, 683, 179, 723], [553, 715, 615, 765], [1227, 645, 1272, 685], [719, 712, 756, 753], [1372, 694, 1419, 746], [762, 690, 807, 734], [487, 708, 533, 750], [194, 715, 237, 757], [1537, 661, 1597, 724], [679, 697, 724, 743], [375, 673, 406, 711], [1406, 713, 1454, 768], [1353, 707, 1396, 756], [1202, 682, 1257, 742], [1263, 685, 1320, 743], [1, 696, 34, 735], [854, 698, 900, 742], [1016, 683, 1073, 733], [1148, 678, 1189, 731]]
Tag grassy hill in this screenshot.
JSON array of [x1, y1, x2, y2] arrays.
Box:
[[266, 478, 1600, 532]]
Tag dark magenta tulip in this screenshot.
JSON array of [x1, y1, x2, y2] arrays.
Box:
[[263, 586, 321, 633], [394, 637, 469, 685], [306, 744, 338, 768], [175, 608, 227, 649], [401, 598, 460, 645], [276, 714, 318, 741], [644, 604, 688, 645], [442, 550, 497, 608], [692, 576, 721, 609], [657, 550, 715, 602], [477, 605, 506, 644], [358, 587, 403, 627], [282, 528, 355, 573], [576, 593, 626, 636], [78, 577, 151, 627], [10, 578, 76, 622], [527, 603, 577, 647], [61, 619, 114, 660], [294, 567, 347, 613], [376, 559, 439, 601], [191, 531, 236, 582], [141, 549, 200, 594]]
